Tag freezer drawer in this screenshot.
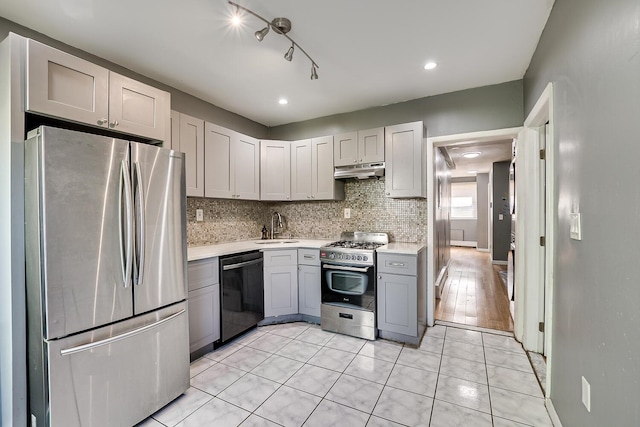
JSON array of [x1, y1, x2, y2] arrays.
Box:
[[31, 302, 189, 427]]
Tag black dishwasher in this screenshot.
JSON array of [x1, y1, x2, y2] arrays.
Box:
[[219, 251, 264, 343]]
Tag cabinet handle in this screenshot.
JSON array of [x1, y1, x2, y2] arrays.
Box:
[[386, 192, 390, 196], [109, 120, 119, 128], [360, 159, 363, 162], [97, 118, 108, 125], [378, 276, 382, 279], [353, 159, 357, 163], [307, 195, 311, 199], [311, 195, 315, 199], [388, 262, 406, 267], [303, 255, 315, 259]]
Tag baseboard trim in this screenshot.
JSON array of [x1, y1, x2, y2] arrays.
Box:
[[476, 248, 490, 253], [546, 398, 563, 427], [492, 260, 508, 265], [451, 240, 477, 247]]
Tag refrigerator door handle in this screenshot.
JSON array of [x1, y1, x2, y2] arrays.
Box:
[[119, 160, 134, 288], [133, 161, 146, 286], [59, 309, 186, 356]]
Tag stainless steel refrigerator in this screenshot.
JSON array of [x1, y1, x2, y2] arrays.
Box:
[[25, 126, 189, 427]]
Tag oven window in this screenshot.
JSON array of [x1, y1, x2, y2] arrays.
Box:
[[327, 271, 368, 295]]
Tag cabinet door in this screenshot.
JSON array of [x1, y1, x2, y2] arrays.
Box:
[[333, 132, 358, 167], [261, 140, 291, 201], [291, 139, 312, 200], [264, 265, 298, 317], [26, 39, 109, 127], [204, 122, 233, 199], [385, 122, 425, 198], [359, 127, 385, 164], [108, 72, 170, 141], [178, 113, 205, 197], [298, 265, 321, 317], [233, 134, 260, 200], [312, 135, 336, 200], [377, 273, 417, 336], [188, 284, 220, 353]]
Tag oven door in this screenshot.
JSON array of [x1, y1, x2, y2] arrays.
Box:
[[321, 263, 376, 311]]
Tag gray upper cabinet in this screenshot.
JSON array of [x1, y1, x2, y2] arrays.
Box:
[[334, 127, 384, 167], [204, 122, 259, 200], [291, 136, 344, 201], [385, 121, 426, 198], [26, 39, 169, 142], [261, 140, 291, 201], [175, 113, 205, 198]]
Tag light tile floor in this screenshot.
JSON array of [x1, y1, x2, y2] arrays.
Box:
[[139, 322, 553, 427]]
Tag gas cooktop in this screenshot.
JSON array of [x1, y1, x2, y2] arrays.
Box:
[[320, 232, 389, 266]]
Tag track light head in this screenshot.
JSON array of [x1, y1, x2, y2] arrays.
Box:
[[255, 26, 269, 41], [284, 45, 294, 61], [311, 65, 318, 80]]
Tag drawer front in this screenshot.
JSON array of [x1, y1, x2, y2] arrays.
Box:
[[377, 253, 417, 275], [263, 249, 297, 267], [298, 249, 320, 266], [187, 258, 219, 292]]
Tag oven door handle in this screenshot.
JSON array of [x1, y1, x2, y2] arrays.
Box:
[[322, 264, 371, 273]]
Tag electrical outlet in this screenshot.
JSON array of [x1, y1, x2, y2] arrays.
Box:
[[196, 209, 204, 222], [582, 376, 591, 412], [344, 208, 351, 219]]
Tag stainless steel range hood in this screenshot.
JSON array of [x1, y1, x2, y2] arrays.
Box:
[[334, 162, 385, 180]]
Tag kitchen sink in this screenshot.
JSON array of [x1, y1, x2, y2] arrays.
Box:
[[255, 240, 299, 244]]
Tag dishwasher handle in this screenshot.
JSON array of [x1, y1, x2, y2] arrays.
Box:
[[222, 258, 263, 271]]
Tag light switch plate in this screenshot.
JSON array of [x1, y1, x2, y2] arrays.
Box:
[[570, 213, 581, 240], [344, 208, 351, 219], [499, 214, 504, 221], [196, 209, 204, 222]]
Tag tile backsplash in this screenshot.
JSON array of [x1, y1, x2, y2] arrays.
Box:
[[187, 178, 427, 246]]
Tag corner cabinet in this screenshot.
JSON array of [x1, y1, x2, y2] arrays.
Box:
[[187, 257, 221, 355], [263, 250, 298, 317], [291, 136, 344, 201], [377, 249, 427, 344], [385, 121, 426, 198], [26, 39, 169, 142], [334, 127, 384, 167], [298, 249, 321, 318], [260, 140, 291, 201], [205, 122, 260, 200]]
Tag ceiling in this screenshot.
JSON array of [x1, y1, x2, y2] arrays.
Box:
[[445, 139, 513, 178], [0, 0, 554, 127]]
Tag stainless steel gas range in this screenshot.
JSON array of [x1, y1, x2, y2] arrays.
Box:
[[319, 232, 389, 340]]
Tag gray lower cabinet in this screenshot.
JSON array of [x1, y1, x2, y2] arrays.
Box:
[[264, 250, 298, 317], [377, 250, 426, 340], [187, 257, 220, 353], [298, 249, 321, 317]]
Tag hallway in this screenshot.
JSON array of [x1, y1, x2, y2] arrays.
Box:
[[435, 247, 513, 332]]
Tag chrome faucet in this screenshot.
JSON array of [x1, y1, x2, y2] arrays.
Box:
[[271, 212, 283, 239]]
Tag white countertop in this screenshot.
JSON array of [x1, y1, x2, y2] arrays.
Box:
[[187, 239, 331, 261], [188, 239, 426, 261], [377, 242, 426, 255]]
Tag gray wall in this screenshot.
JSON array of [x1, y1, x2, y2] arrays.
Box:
[[491, 162, 510, 262], [524, 0, 640, 425], [451, 219, 477, 242], [269, 81, 524, 140], [476, 173, 489, 250], [0, 17, 269, 139]]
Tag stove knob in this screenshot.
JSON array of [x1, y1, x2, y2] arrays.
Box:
[[363, 255, 368, 262], [357, 255, 362, 261], [345, 255, 351, 260], [338, 254, 343, 259], [329, 253, 335, 259]]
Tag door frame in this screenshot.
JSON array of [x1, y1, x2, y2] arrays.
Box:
[[426, 127, 522, 327], [522, 82, 555, 395]]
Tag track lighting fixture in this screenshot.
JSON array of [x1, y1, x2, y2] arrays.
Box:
[[284, 44, 294, 61], [229, 1, 319, 80]]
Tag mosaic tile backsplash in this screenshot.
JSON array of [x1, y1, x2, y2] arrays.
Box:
[[187, 179, 427, 247]]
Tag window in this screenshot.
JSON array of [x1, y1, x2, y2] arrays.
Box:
[[451, 181, 477, 219]]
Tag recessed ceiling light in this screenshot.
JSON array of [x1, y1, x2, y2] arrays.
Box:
[[462, 151, 481, 158], [278, 98, 288, 105], [467, 170, 478, 174], [424, 61, 437, 70], [231, 14, 241, 26]]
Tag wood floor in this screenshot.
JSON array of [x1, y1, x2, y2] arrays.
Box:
[[435, 247, 514, 332]]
